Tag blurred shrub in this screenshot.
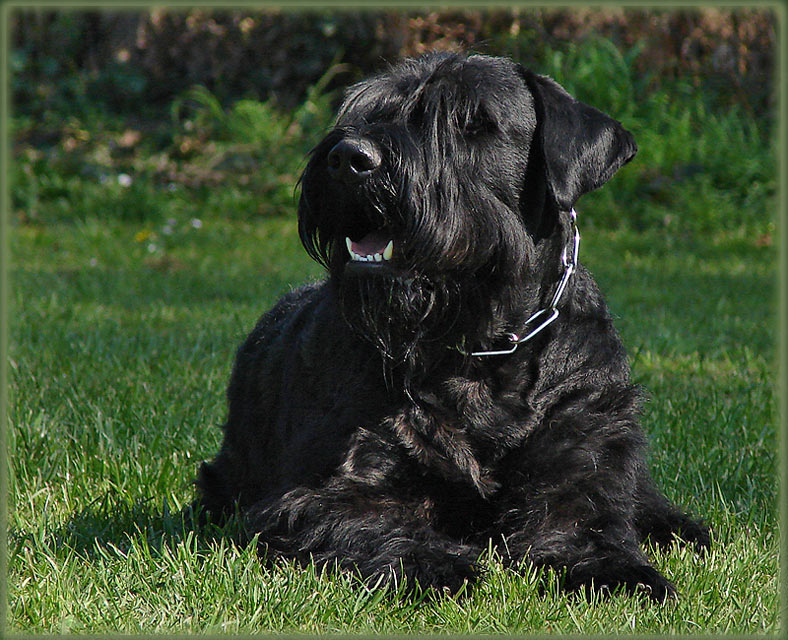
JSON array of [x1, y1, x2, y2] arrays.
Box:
[[9, 9, 776, 233], [11, 8, 776, 119], [163, 66, 337, 217], [11, 12, 149, 119], [11, 63, 338, 225], [11, 9, 403, 117], [541, 38, 775, 232]]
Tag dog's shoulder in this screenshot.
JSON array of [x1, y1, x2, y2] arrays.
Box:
[[242, 281, 328, 349], [227, 281, 331, 390], [518, 263, 630, 384], [567, 264, 614, 319]]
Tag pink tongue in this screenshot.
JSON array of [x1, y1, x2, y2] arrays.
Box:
[[351, 230, 390, 256]]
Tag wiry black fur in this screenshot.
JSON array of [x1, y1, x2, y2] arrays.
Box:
[[197, 52, 709, 601]]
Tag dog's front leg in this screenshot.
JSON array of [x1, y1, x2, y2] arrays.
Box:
[[246, 478, 482, 595], [497, 495, 677, 600], [633, 475, 711, 552], [494, 417, 678, 601], [521, 515, 676, 601]]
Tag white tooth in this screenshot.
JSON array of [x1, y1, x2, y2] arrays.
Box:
[[345, 237, 353, 255], [374, 253, 382, 262], [382, 240, 394, 261], [350, 250, 360, 261]]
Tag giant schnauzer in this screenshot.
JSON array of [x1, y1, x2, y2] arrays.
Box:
[[197, 52, 709, 601]]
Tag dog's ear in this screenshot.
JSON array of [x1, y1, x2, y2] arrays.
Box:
[[521, 69, 637, 213]]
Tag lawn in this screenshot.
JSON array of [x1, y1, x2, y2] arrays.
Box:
[[6, 215, 778, 633]]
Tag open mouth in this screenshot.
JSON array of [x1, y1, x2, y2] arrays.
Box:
[[345, 229, 394, 264]]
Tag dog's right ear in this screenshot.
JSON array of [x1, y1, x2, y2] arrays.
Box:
[[520, 69, 637, 216]]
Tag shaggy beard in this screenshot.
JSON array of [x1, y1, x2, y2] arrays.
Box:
[[337, 269, 483, 385]]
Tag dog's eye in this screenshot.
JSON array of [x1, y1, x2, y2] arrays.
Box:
[[463, 111, 495, 137]]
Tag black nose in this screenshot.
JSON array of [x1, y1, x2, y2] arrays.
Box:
[[326, 139, 381, 184]]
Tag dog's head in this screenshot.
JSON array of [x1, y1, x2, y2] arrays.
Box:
[[298, 53, 636, 365]]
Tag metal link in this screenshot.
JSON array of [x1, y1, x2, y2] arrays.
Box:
[[470, 208, 580, 357]]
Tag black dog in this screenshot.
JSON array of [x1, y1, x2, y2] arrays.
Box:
[[197, 52, 709, 601]]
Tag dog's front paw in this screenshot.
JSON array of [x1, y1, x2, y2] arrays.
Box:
[[365, 546, 481, 597], [566, 563, 677, 603], [677, 519, 711, 553]]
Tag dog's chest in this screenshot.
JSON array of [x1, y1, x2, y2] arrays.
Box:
[[367, 373, 530, 495], [297, 314, 534, 494]]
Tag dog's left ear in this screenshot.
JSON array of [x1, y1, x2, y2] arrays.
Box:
[[520, 69, 637, 213]]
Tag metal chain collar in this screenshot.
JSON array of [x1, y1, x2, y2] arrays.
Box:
[[469, 208, 580, 357]]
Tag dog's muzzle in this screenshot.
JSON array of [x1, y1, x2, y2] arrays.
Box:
[[327, 138, 382, 184], [326, 137, 398, 275]]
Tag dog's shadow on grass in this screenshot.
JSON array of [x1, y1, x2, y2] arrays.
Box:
[[20, 495, 479, 605], [12, 493, 248, 561]]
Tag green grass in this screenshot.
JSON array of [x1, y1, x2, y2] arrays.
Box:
[[6, 216, 778, 633]]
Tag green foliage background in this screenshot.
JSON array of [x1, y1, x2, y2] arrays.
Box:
[[10, 8, 777, 235]]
